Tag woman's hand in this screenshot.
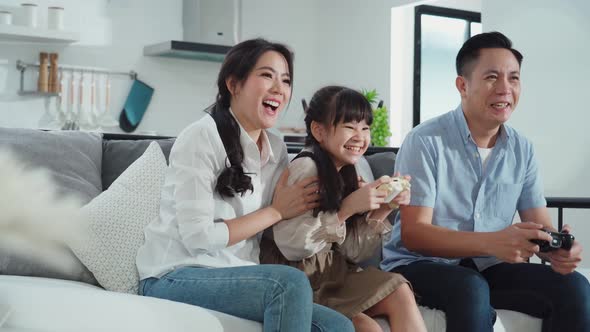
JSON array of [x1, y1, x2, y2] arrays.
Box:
[[271, 169, 320, 220]]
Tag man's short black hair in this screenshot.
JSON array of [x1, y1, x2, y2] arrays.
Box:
[[456, 31, 523, 77]]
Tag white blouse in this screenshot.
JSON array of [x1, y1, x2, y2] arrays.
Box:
[[272, 156, 388, 264], [136, 113, 288, 280]]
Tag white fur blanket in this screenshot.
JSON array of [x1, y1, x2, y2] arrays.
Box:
[[0, 149, 87, 273]]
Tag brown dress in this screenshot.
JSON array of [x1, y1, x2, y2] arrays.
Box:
[[259, 156, 409, 318]]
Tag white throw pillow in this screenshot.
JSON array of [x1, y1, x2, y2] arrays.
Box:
[[72, 142, 167, 294]]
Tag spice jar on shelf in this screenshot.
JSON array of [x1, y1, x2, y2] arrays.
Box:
[[48, 53, 59, 93], [37, 52, 49, 93]]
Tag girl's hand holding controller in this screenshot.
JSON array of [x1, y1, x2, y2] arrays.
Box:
[[376, 174, 411, 209]]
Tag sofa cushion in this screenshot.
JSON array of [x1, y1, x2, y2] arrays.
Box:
[[0, 247, 97, 285], [0, 128, 103, 204], [365, 151, 396, 179], [102, 138, 174, 190], [0, 128, 101, 285], [72, 142, 167, 294]]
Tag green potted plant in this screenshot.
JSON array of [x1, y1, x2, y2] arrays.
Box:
[[362, 89, 391, 147]]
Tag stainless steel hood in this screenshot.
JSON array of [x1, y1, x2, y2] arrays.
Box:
[[143, 0, 239, 62]]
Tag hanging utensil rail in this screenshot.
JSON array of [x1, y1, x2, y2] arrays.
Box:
[[15, 59, 137, 96]]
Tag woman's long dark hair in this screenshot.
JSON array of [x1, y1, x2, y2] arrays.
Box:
[[208, 38, 294, 198], [303, 86, 373, 228]]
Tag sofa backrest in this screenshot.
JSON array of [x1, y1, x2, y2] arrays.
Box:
[[102, 134, 398, 192], [0, 128, 103, 204], [102, 137, 175, 190]]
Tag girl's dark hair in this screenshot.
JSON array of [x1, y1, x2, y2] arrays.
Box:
[[303, 86, 373, 229], [208, 38, 294, 198]]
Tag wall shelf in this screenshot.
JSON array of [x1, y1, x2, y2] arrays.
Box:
[[0, 25, 78, 44]]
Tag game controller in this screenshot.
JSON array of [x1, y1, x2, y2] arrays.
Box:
[[376, 176, 411, 209], [531, 229, 575, 252]]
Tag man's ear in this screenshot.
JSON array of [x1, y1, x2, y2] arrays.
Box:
[[311, 121, 324, 143], [456, 76, 468, 98]]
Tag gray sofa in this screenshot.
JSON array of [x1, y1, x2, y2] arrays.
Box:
[[0, 129, 174, 285], [0, 127, 575, 332]]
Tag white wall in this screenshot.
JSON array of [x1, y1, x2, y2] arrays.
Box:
[[239, 0, 320, 130], [483, 0, 590, 266]]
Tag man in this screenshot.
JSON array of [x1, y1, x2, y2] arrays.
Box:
[[381, 31, 590, 332]]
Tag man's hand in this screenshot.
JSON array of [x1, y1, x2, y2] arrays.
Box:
[[488, 222, 553, 263], [541, 224, 583, 275]]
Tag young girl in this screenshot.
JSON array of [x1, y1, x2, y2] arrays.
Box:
[[136, 40, 354, 332], [261, 86, 427, 332]]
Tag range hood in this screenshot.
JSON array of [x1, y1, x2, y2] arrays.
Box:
[[143, 0, 240, 62], [143, 41, 231, 61]]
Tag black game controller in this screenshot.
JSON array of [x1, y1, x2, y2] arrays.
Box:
[[531, 229, 575, 252]]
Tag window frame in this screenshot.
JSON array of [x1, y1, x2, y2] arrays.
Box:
[[413, 5, 481, 127]]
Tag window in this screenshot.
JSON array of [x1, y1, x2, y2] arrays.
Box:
[[413, 5, 481, 126]]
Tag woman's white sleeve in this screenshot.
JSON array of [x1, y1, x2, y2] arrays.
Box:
[[171, 130, 229, 254]]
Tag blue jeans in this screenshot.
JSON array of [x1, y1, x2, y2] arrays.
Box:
[[140, 264, 353, 332], [392, 260, 590, 332]]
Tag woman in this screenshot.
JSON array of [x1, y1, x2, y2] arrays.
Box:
[[136, 39, 353, 332], [261, 86, 427, 332]]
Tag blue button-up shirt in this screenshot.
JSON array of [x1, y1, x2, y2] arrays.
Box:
[[381, 106, 546, 271]]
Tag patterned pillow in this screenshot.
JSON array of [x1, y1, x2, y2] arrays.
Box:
[[71, 142, 167, 294]]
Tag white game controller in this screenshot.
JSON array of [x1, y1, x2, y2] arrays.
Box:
[[376, 176, 411, 209]]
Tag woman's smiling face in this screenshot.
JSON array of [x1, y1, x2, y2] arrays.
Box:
[[228, 50, 292, 137]]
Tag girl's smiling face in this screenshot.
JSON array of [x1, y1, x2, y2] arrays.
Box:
[[314, 119, 371, 170]]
